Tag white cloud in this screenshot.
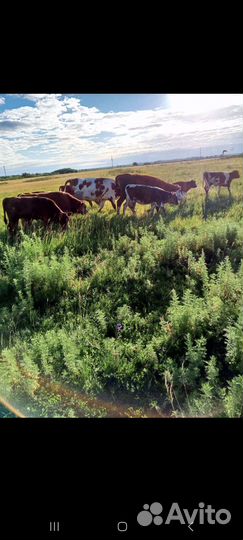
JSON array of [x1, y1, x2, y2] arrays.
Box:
[[0, 97, 5, 105], [0, 94, 242, 173], [168, 94, 243, 114]]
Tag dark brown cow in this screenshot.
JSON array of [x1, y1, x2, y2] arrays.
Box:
[[203, 170, 240, 198], [59, 184, 93, 207], [124, 184, 179, 216], [3, 197, 69, 234], [18, 191, 87, 214], [115, 174, 182, 214], [172, 179, 197, 192]]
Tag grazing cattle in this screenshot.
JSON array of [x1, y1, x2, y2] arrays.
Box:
[[172, 179, 197, 192], [18, 191, 87, 215], [124, 184, 179, 216], [60, 177, 120, 211], [115, 174, 184, 214], [203, 170, 240, 198], [3, 197, 69, 234]]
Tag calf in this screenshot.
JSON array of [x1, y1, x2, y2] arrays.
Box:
[[172, 179, 197, 192], [124, 184, 179, 216], [60, 177, 120, 211], [3, 196, 69, 234], [18, 191, 87, 214], [203, 170, 240, 198], [115, 174, 183, 214]]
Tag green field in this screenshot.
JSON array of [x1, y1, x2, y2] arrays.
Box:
[[0, 157, 243, 417]]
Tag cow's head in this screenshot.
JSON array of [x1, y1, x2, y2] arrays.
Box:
[[65, 178, 79, 187], [175, 190, 186, 204], [188, 180, 197, 189], [59, 212, 69, 229], [231, 170, 240, 179], [168, 191, 179, 205]]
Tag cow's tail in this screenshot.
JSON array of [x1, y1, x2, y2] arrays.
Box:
[[3, 200, 8, 224], [203, 172, 208, 184], [64, 179, 71, 186], [203, 172, 209, 193], [112, 181, 121, 198], [115, 175, 122, 188], [125, 185, 132, 204]]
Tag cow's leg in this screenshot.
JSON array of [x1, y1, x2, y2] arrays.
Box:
[[218, 185, 221, 197], [123, 200, 128, 216], [124, 200, 136, 216], [149, 203, 157, 216], [9, 219, 18, 236], [109, 197, 116, 210], [129, 201, 136, 215], [21, 218, 32, 232], [88, 201, 93, 207], [149, 204, 155, 217], [117, 194, 125, 215], [43, 216, 50, 227], [98, 200, 105, 212], [158, 203, 165, 216], [228, 184, 232, 197]]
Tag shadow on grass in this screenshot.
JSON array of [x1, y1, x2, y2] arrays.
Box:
[[203, 195, 235, 220]]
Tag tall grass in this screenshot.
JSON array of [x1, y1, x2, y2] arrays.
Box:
[[0, 157, 242, 417]]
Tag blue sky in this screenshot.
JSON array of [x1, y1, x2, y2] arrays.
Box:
[[0, 94, 242, 175]]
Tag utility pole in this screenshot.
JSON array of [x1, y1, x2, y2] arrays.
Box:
[[111, 156, 113, 168], [3, 166, 6, 177]]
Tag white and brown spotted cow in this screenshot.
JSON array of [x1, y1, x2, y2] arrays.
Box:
[[203, 170, 240, 198], [60, 178, 120, 211]]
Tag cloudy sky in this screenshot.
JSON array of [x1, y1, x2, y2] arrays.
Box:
[[0, 94, 242, 175]]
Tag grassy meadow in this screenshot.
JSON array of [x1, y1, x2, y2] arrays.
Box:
[[0, 157, 243, 417]]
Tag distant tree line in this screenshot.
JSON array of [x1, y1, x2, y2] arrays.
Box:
[[0, 168, 78, 181], [1, 156, 242, 182]]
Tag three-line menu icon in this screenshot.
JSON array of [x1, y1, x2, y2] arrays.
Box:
[[49, 522, 60, 533]]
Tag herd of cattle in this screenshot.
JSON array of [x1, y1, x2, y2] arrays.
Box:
[[2, 169, 240, 235]]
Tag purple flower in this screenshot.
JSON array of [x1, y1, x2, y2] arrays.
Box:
[[116, 323, 124, 334]]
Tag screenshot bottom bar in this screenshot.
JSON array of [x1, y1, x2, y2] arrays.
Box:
[[0, 514, 241, 540]]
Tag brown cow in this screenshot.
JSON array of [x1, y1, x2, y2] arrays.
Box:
[[124, 184, 179, 216], [59, 184, 93, 207], [3, 197, 69, 234], [172, 180, 197, 192], [18, 191, 87, 214], [115, 174, 183, 214]]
